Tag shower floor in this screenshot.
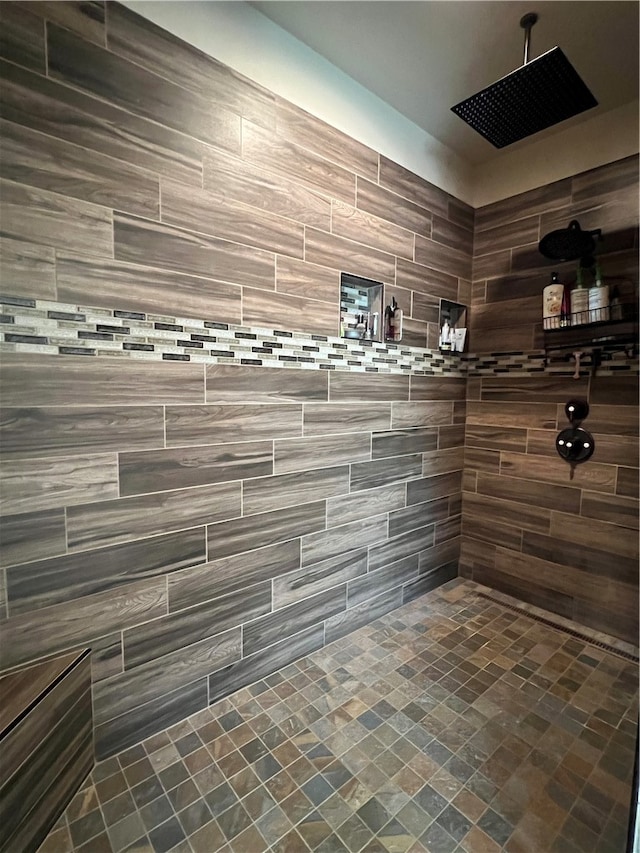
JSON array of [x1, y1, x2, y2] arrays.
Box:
[[39, 579, 638, 853]]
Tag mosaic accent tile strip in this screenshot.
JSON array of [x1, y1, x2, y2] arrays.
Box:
[[1, 295, 637, 376], [0, 295, 464, 377]]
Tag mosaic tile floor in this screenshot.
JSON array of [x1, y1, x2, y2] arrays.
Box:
[[39, 579, 638, 853]]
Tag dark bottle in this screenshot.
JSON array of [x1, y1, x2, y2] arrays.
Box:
[[560, 284, 571, 327]]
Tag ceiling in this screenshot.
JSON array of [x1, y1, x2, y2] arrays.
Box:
[[249, 1, 639, 166]]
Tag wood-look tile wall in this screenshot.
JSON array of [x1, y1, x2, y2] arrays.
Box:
[[464, 156, 639, 644], [0, 650, 93, 853], [0, 0, 471, 758]]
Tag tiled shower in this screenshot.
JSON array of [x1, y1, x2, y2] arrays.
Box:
[[0, 2, 637, 851]]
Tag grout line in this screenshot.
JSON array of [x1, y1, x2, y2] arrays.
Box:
[[476, 591, 639, 663]]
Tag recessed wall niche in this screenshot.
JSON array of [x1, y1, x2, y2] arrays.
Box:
[[340, 273, 384, 341]]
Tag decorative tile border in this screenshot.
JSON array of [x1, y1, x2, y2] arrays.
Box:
[[1, 295, 637, 377]]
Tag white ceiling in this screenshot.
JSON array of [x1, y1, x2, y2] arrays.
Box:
[[249, 1, 639, 166]]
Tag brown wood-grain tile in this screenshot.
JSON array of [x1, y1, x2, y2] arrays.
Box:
[[66, 482, 238, 551], [410, 291, 440, 323], [348, 555, 419, 607], [301, 513, 388, 567], [466, 401, 557, 430], [57, 253, 242, 323], [396, 257, 459, 300], [0, 405, 164, 459], [47, 23, 241, 152], [125, 583, 271, 668], [0, 59, 204, 188], [0, 651, 89, 788], [407, 471, 463, 505], [275, 255, 339, 303], [303, 402, 391, 436], [391, 401, 454, 429], [409, 376, 467, 402], [208, 624, 323, 705], [0, 453, 118, 515], [118, 440, 273, 496], [400, 316, 428, 348], [325, 587, 402, 644], [162, 178, 303, 259], [0, 352, 204, 406], [549, 511, 638, 559], [617, 466, 639, 499], [0, 576, 167, 670], [276, 98, 378, 181], [464, 447, 501, 474], [94, 677, 207, 760], [242, 466, 349, 515], [475, 178, 571, 231], [521, 530, 638, 586], [114, 212, 275, 289], [463, 491, 551, 536], [462, 515, 522, 551], [1, 686, 93, 853], [331, 200, 414, 259], [329, 371, 409, 402], [243, 287, 338, 336], [481, 375, 589, 403], [108, 3, 276, 129], [243, 586, 346, 657], [431, 214, 473, 254], [350, 455, 423, 493], [204, 147, 330, 231], [165, 403, 302, 448], [168, 540, 300, 610], [304, 226, 395, 284], [422, 446, 464, 476], [242, 121, 356, 205], [206, 363, 327, 403], [414, 234, 472, 281], [0, 236, 55, 300], [501, 450, 617, 494], [326, 483, 406, 528], [19, 0, 106, 44], [466, 424, 528, 453], [368, 525, 434, 572], [207, 501, 325, 563], [6, 527, 205, 615], [476, 471, 581, 514], [0, 119, 159, 219], [372, 427, 438, 459], [378, 156, 449, 217], [272, 550, 368, 610], [0, 178, 112, 256], [0, 507, 65, 569], [0, 2, 45, 73], [388, 497, 449, 539], [356, 177, 432, 236], [582, 405, 639, 437], [93, 627, 241, 724], [274, 432, 370, 475]]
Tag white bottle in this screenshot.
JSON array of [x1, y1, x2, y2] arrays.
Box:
[[440, 319, 451, 350], [543, 272, 564, 329], [588, 262, 609, 323]]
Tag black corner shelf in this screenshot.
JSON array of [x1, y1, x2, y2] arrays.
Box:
[[543, 305, 638, 357]]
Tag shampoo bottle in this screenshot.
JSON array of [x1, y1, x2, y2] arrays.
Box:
[[571, 265, 589, 325], [543, 272, 564, 329], [588, 261, 609, 322]]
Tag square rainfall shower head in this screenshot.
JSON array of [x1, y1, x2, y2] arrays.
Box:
[[451, 46, 598, 149]]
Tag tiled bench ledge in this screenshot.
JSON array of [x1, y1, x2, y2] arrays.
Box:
[[0, 649, 93, 853]]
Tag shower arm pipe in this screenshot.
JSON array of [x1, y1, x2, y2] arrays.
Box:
[[520, 12, 538, 65]]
